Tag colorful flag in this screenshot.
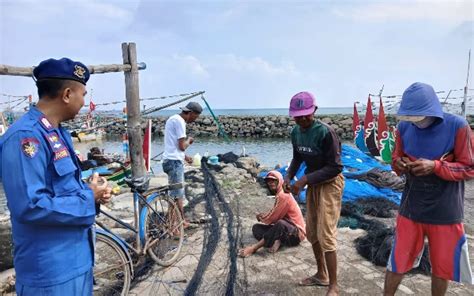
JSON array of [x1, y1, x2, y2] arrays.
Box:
[[364, 95, 380, 157], [378, 97, 395, 163]]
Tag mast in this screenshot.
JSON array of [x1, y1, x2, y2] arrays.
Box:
[[462, 49, 471, 118]]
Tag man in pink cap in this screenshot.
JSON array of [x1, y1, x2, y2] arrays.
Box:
[[283, 91, 344, 296]]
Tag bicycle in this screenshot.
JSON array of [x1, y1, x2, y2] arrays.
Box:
[[93, 177, 185, 296]]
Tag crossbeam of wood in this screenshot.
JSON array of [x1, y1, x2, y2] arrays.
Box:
[[0, 62, 146, 77]]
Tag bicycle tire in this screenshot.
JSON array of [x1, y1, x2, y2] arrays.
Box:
[[144, 195, 184, 266], [93, 232, 132, 296]]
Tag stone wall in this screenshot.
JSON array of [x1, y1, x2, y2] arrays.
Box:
[[67, 114, 474, 141]]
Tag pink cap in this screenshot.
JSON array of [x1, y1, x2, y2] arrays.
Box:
[[289, 91, 317, 117]]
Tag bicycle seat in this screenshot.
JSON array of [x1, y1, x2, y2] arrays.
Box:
[[124, 175, 150, 193]]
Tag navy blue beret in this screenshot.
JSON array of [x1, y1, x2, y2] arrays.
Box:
[[33, 58, 90, 85]]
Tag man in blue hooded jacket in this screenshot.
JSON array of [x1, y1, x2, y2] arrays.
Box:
[[384, 82, 474, 295], [0, 58, 112, 295]]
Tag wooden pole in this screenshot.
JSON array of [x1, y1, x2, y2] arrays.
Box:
[[122, 42, 145, 179], [0, 62, 146, 77], [122, 42, 144, 254]]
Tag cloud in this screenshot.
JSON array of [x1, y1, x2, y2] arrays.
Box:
[[333, 0, 473, 23], [209, 54, 299, 77], [171, 54, 209, 78]]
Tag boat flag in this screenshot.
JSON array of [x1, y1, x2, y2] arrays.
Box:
[[89, 100, 96, 112], [377, 97, 395, 163], [364, 95, 380, 157], [353, 102, 369, 153]]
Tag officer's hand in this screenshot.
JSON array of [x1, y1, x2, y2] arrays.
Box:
[[187, 137, 194, 145], [89, 173, 110, 203], [99, 187, 113, 204], [408, 158, 435, 176]]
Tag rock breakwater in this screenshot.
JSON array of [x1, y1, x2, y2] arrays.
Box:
[[66, 114, 474, 140]]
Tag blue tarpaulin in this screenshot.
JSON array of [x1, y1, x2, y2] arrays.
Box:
[[259, 144, 401, 204]]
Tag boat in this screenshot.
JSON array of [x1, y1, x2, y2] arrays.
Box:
[[72, 129, 105, 143], [81, 162, 131, 186], [79, 147, 131, 186]]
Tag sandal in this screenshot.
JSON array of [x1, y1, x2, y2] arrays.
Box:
[[298, 275, 329, 287]]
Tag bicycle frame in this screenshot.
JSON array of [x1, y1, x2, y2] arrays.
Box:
[[95, 187, 171, 260]]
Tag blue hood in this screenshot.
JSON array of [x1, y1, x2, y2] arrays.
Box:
[[397, 82, 444, 119]]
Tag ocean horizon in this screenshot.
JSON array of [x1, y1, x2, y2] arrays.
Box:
[[93, 107, 355, 117]]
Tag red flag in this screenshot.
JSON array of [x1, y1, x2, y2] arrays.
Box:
[[142, 119, 152, 172], [89, 101, 96, 112]]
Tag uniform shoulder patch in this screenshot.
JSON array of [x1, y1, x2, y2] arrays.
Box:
[[21, 138, 40, 158]]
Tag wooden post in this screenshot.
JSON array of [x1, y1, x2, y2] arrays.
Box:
[[122, 42, 144, 254], [122, 42, 145, 179], [0, 63, 146, 77]]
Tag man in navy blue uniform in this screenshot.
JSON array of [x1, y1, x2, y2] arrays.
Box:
[[0, 58, 112, 295]]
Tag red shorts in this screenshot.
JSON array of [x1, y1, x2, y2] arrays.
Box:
[[387, 215, 473, 284]]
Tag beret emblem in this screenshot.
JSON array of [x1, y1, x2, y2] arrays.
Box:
[[74, 65, 86, 79]]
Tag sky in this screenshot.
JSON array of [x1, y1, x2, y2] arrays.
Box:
[[0, 0, 473, 111]]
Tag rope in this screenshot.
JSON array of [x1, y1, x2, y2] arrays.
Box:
[[0, 93, 29, 98], [84, 91, 204, 108], [141, 91, 205, 116], [0, 96, 28, 105], [9, 98, 28, 110]]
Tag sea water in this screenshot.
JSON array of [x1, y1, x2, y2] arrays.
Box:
[[0, 137, 294, 214]]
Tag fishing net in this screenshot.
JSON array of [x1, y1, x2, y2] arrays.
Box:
[[217, 152, 239, 164], [340, 198, 431, 274]]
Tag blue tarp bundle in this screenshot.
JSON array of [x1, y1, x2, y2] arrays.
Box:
[[260, 144, 401, 204]]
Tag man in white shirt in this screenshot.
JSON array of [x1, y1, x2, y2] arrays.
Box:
[[162, 101, 202, 227]]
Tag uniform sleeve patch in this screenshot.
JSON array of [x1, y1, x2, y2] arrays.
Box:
[[46, 131, 65, 152], [21, 138, 40, 158], [54, 148, 70, 161]]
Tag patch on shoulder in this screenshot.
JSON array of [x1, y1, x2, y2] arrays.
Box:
[[54, 148, 69, 161], [21, 138, 40, 158]]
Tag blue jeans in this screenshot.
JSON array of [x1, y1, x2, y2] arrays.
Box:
[[162, 159, 185, 198], [16, 269, 93, 296]]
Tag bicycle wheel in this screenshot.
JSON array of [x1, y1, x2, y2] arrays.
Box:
[[93, 232, 132, 296], [144, 195, 184, 266]]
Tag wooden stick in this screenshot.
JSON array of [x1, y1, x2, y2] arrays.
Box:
[[0, 62, 146, 77]]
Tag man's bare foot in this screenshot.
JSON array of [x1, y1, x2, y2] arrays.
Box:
[[326, 285, 339, 296], [268, 240, 281, 253], [298, 274, 329, 286], [238, 246, 256, 258], [183, 220, 191, 229]]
